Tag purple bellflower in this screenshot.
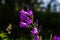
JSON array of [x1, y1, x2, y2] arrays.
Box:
[[31, 27, 38, 35], [27, 9, 33, 16], [53, 35, 60, 40], [19, 9, 25, 14], [20, 14, 28, 21], [19, 22, 28, 28], [25, 18, 32, 25], [28, 10, 33, 16], [20, 9, 33, 17], [34, 35, 39, 40], [31, 28, 39, 40], [20, 9, 33, 21], [19, 9, 28, 21]]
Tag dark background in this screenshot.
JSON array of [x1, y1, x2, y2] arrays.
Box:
[[0, 0, 60, 40]]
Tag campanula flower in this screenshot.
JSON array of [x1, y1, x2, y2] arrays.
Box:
[[53, 35, 60, 40], [20, 9, 33, 16], [19, 9, 29, 17], [20, 9, 33, 21], [19, 22, 28, 28], [20, 14, 28, 21], [34, 35, 39, 40], [25, 18, 32, 25], [19, 9, 25, 14], [27, 9, 33, 16], [31, 27, 38, 35]]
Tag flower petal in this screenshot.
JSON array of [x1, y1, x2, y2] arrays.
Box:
[[34, 35, 39, 40], [27, 9, 33, 16], [20, 14, 28, 21], [31, 27, 38, 35], [19, 22, 28, 28], [19, 9, 25, 14], [25, 18, 32, 25]]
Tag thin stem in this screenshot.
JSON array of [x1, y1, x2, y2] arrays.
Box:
[[39, 35, 42, 40], [49, 34, 52, 40]]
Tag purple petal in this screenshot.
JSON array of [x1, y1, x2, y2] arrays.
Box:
[[53, 35, 57, 40], [31, 27, 38, 35], [19, 22, 28, 28], [57, 36, 60, 40], [20, 9, 33, 16], [19, 9, 25, 14], [20, 14, 28, 21], [19, 9, 32, 21], [20, 9, 29, 15], [25, 18, 32, 25], [27, 9, 33, 16], [53, 35, 60, 40], [34, 35, 39, 40]]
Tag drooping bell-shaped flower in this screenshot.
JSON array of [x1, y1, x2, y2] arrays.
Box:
[[19, 22, 28, 28], [25, 18, 32, 25], [20, 9, 29, 15], [20, 9, 33, 16], [57, 36, 60, 40], [20, 14, 28, 21], [34, 35, 39, 40], [19, 9, 25, 14], [53, 35, 60, 40], [19, 9, 33, 21], [19, 9, 27, 21], [31, 27, 38, 35], [27, 9, 33, 16]]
